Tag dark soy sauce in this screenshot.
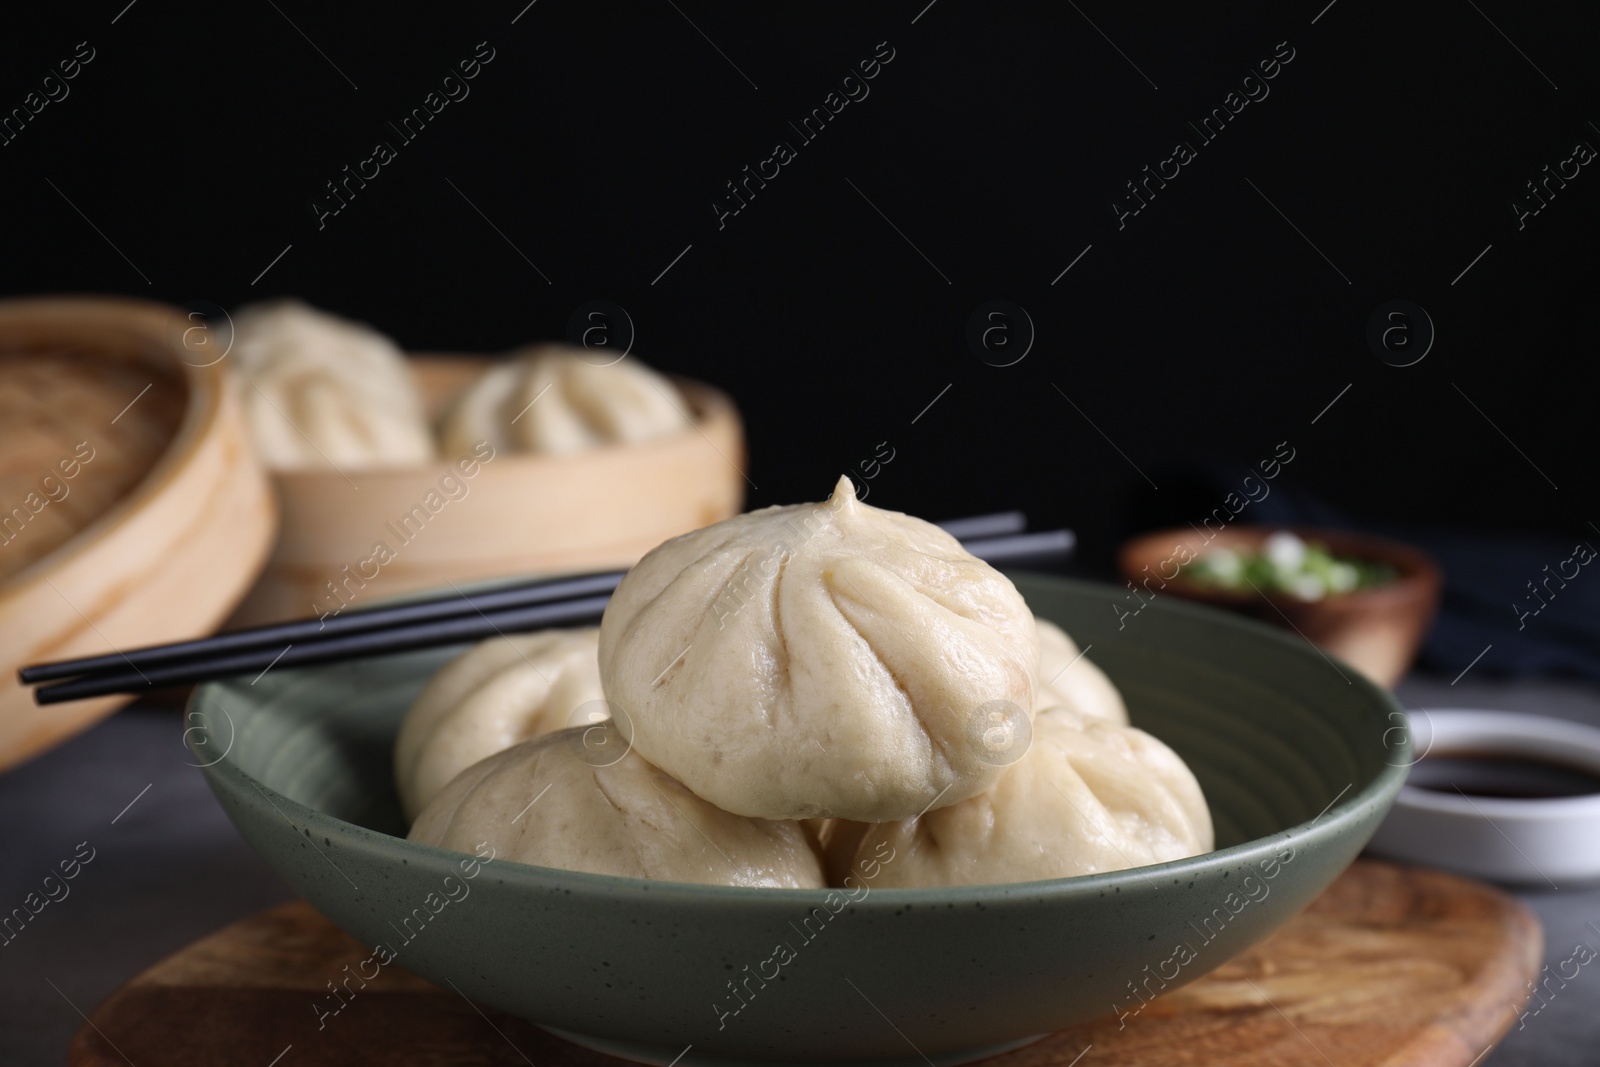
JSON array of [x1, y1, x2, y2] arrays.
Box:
[[1408, 752, 1600, 800]]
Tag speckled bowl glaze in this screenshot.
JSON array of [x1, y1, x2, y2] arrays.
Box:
[[191, 574, 1408, 1064]]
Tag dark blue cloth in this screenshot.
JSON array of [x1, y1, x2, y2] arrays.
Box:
[[1135, 476, 1600, 682]]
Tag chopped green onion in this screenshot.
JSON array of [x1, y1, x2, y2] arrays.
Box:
[[1184, 532, 1397, 601]]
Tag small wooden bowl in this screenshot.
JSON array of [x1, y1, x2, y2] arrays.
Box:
[[1117, 525, 1442, 688], [0, 296, 277, 771], [230, 356, 746, 625]]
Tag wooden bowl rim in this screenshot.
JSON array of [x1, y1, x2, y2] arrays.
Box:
[[0, 295, 228, 603], [1117, 523, 1442, 609]]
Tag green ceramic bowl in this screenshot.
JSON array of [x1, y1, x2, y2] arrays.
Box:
[[191, 574, 1408, 1064]]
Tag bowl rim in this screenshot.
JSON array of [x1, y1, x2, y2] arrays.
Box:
[[191, 572, 1410, 906], [1393, 707, 1600, 819], [0, 294, 224, 601]]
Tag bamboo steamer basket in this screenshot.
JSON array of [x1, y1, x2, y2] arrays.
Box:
[[0, 296, 277, 771], [230, 356, 746, 625]]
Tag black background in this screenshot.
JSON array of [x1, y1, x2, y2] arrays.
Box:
[[2, 1, 1594, 570]]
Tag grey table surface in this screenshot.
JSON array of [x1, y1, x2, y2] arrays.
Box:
[[1, 672, 1594, 1066]]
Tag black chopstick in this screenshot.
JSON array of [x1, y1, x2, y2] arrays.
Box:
[[931, 511, 1025, 541], [954, 530, 1076, 564], [31, 595, 615, 705], [21, 510, 1027, 686], [26, 522, 1071, 705], [18, 571, 627, 684]]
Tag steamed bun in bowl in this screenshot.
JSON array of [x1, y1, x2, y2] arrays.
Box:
[[825, 706, 1213, 887], [408, 725, 826, 888], [598, 477, 1040, 823], [1034, 618, 1128, 724], [394, 628, 604, 820], [229, 299, 436, 469], [437, 344, 691, 457]]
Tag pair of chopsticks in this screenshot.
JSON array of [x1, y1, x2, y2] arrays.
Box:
[[21, 511, 1074, 705]]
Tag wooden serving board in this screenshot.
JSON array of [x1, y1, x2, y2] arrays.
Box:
[[69, 860, 1541, 1067]]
